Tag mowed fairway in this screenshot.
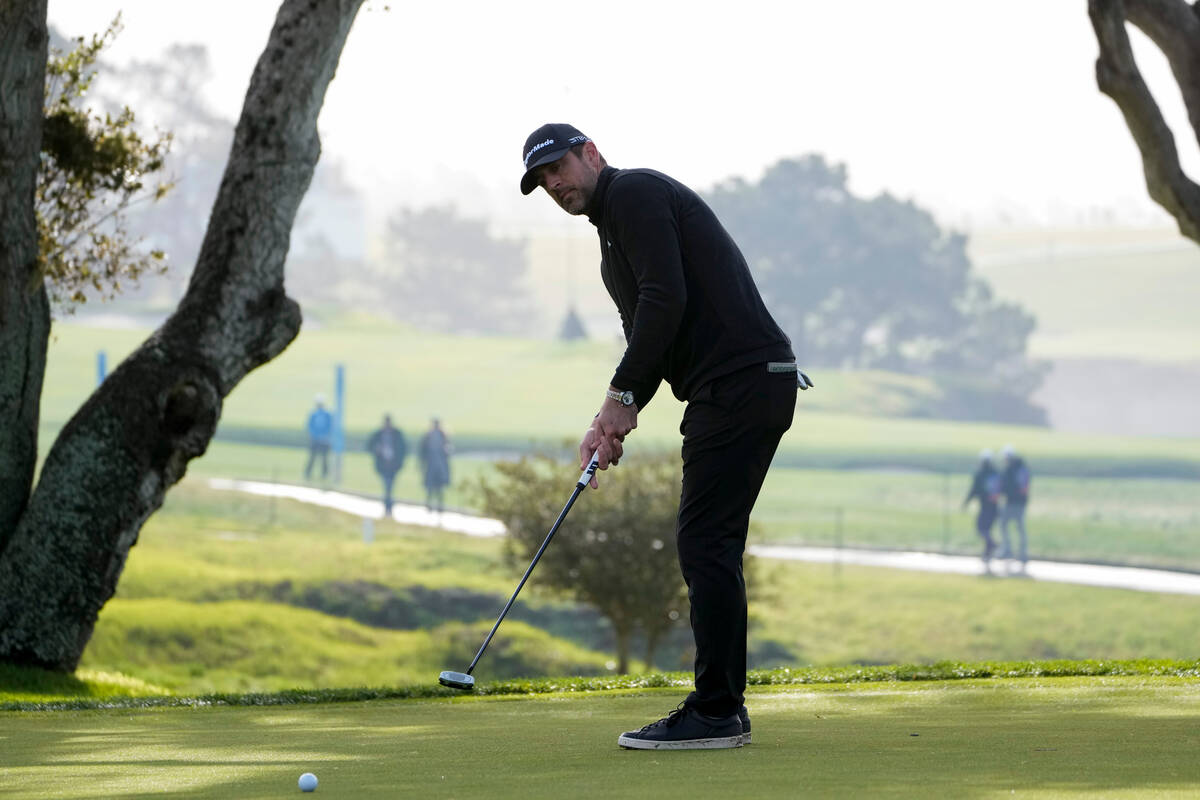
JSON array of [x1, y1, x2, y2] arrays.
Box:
[[4, 679, 1200, 799]]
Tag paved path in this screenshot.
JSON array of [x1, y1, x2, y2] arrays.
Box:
[[748, 545, 1200, 596], [209, 479, 1200, 597], [208, 478, 504, 537]]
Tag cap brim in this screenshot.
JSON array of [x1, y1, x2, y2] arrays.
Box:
[[520, 147, 571, 195]]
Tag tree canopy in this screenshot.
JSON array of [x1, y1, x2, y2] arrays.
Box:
[[39, 18, 172, 309], [378, 205, 536, 335], [704, 155, 1046, 424]]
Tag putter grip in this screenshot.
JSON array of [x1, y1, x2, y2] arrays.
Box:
[[577, 450, 600, 487]]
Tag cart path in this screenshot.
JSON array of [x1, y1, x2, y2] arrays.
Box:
[[209, 478, 1200, 597]]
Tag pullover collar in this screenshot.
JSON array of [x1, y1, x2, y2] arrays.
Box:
[[586, 166, 619, 227]]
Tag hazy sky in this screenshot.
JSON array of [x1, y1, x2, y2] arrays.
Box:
[[46, 0, 1198, 236]]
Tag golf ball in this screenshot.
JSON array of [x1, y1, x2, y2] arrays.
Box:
[[298, 772, 318, 792]]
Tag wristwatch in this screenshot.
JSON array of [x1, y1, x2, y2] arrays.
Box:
[[606, 388, 635, 407]]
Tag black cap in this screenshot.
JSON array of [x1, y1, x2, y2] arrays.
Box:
[[520, 123, 590, 195]]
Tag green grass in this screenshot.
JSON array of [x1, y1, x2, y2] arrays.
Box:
[[3, 675, 1200, 798]]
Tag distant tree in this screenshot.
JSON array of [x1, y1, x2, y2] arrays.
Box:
[[558, 305, 588, 341], [0, 0, 366, 672], [704, 155, 1046, 424], [1089, 0, 1200, 246], [39, 18, 172, 309], [95, 42, 369, 307], [379, 205, 537, 335], [478, 452, 687, 674]]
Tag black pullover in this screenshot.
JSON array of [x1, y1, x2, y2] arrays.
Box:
[[585, 165, 793, 408]]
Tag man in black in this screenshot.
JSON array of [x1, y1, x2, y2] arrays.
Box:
[[521, 123, 811, 750], [366, 414, 407, 516]]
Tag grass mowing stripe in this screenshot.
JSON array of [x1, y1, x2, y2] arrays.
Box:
[[3, 676, 1200, 799]]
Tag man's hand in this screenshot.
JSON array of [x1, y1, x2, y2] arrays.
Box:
[[578, 389, 638, 489]]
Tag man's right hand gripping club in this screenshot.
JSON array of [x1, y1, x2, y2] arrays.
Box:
[[580, 386, 639, 488]]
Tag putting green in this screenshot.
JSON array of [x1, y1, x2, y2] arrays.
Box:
[[2, 677, 1198, 798]]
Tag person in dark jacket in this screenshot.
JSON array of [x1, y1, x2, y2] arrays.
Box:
[[962, 449, 1002, 575], [520, 123, 812, 750], [998, 443, 1032, 573], [418, 418, 451, 513], [366, 415, 407, 516]]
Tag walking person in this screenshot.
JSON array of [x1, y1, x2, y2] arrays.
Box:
[[998, 444, 1032, 574], [962, 449, 1002, 575], [520, 123, 812, 750], [418, 418, 451, 513], [304, 395, 334, 482], [366, 415, 407, 516]]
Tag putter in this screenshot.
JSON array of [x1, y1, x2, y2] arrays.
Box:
[[439, 450, 601, 690]]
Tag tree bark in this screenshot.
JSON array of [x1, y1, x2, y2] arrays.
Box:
[[0, 0, 365, 671], [1089, 0, 1200, 244], [0, 0, 50, 551], [614, 622, 632, 675]]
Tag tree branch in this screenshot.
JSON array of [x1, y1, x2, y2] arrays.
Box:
[[1124, 0, 1200, 148], [1089, 0, 1200, 243]]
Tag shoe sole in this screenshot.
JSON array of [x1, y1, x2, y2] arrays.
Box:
[[618, 734, 743, 750], [741, 732, 751, 745]]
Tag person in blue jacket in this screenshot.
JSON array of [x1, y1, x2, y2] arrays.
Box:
[[304, 395, 334, 481]]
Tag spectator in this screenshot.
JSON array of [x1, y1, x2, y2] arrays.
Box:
[[367, 414, 408, 515], [998, 443, 1033, 573], [418, 418, 452, 512], [962, 449, 1002, 575], [304, 395, 333, 482]]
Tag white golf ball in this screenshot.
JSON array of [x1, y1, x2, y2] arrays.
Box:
[[298, 772, 318, 792]]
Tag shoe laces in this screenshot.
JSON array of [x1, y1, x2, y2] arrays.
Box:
[[637, 702, 689, 732]]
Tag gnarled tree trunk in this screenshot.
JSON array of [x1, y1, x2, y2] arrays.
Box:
[[0, 0, 50, 552], [1089, 0, 1200, 244], [0, 0, 366, 671]]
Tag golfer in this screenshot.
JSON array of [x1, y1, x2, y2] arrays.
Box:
[[520, 123, 810, 749]]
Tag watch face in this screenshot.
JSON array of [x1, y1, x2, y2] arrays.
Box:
[[621, 391, 634, 406]]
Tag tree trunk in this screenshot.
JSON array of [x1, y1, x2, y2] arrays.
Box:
[[0, 0, 366, 671], [0, 0, 50, 552], [614, 622, 632, 675], [643, 625, 663, 671]]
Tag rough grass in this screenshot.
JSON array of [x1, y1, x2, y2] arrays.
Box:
[[41, 483, 1200, 698], [3, 657, 1198, 711], [41, 316, 1200, 478]]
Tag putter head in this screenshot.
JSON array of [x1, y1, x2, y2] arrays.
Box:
[[439, 670, 475, 690]]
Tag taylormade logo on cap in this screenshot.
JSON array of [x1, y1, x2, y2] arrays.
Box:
[[524, 138, 555, 168], [524, 134, 589, 168]]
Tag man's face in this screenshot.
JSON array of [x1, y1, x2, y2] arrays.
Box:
[[535, 146, 601, 215]]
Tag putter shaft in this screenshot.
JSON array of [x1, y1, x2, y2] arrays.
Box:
[[463, 452, 600, 676]]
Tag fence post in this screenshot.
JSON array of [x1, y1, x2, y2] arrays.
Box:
[[333, 363, 345, 484], [942, 471, 950, 553]]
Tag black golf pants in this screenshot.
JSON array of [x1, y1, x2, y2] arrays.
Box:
[[678, 362, 796, 718]]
